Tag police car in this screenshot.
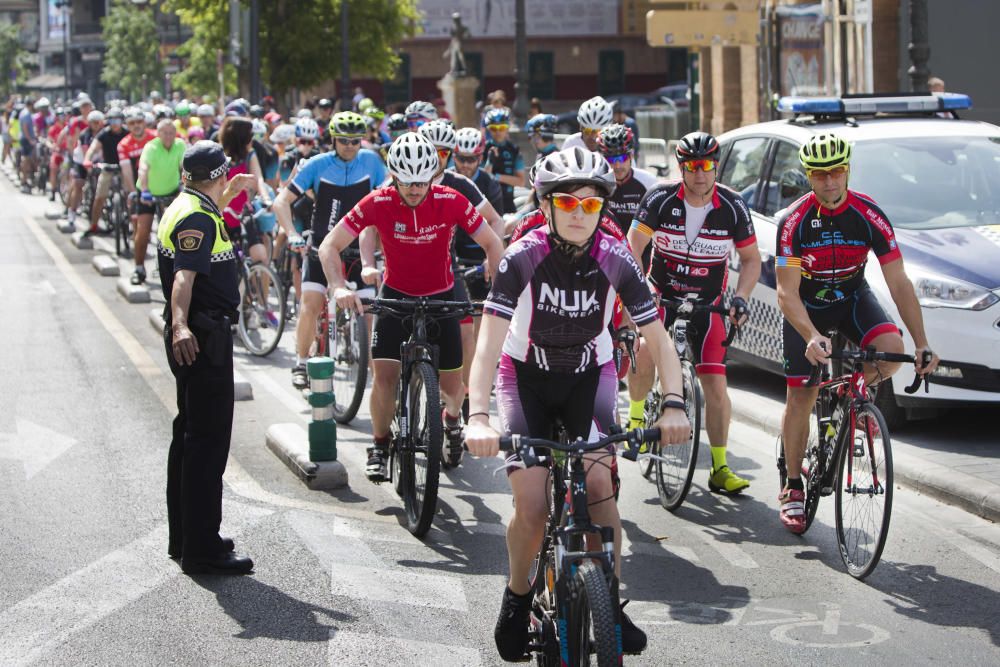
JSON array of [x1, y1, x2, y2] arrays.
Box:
[[718, 93, 1000, 423]]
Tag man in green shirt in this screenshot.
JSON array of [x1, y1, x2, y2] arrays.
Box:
[[134, 119, 185, 284]]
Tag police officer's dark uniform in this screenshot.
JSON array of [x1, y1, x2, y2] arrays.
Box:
[[158, 141, 253, 575]]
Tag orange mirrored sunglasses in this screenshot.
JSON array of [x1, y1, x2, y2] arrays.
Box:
[[806, 165, 849, 179], [550, 193, 604, 214], [680, 159, 717, 173]]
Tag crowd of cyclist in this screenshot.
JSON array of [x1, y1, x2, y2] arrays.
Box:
[[4, 84, 940, 663]]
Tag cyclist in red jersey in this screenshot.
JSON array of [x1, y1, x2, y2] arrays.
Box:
[[45, 107, 67, 202], [118, 109, 156, 275], [320, 133, 504, 482], [775, 133, 938, 533]]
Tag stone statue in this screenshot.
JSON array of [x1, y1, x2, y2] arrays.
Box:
[[444, 12, 469, 77]]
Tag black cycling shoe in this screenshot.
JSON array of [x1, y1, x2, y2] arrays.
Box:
[[291, 364, 309, 389], [442, 411, 464, 468], [130, 266, 146, 285], [620, 600, 647, 654], [494, 587, 533, 662], [366, 445, 388, 483]]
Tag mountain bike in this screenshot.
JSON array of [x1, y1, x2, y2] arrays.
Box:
[[362, 296, 477, 537], [644, 294, 737, 511], [499, 427, 664, 666], [777, 343, 930, 579]]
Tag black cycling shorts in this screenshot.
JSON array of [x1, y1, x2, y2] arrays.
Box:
[[783, 286, 901, 387], [227, 219, 261, 251], [659, 295, 729, 376], [136, 190, 178, 216], [370, 284, 464, 371], [301, 250, 364, 292], [72, 162, 87, 179]]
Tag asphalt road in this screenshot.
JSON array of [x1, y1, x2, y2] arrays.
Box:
[[1, 180, 999, 666]]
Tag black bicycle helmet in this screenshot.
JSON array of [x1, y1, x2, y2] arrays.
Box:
[[675, 131, 720, 162], [597, 123, 635, 157]]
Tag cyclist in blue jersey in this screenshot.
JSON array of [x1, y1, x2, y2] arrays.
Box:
[[272, 111, 387, 389], [524, 113, 559, 161], [483, 107, 525, 214]]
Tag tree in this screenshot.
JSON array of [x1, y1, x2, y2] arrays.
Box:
[[0, 22, 30, 99], [165, 0, 420, 101], [166, 0, 238, 100], [100, 0, 164, 101]]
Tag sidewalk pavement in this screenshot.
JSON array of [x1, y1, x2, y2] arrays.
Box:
[[726, 369, 1000, 524]]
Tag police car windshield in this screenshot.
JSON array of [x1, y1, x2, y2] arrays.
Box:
[[850, 135, 1000, 230]]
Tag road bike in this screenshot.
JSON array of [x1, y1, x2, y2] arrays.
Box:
[[308, 247, 372, 424], [362, 296, 477, 537], [777, 342, 930, 579], [642, 295, 736, 511], [96, 164, 129, 257], [498, 427, 664, 666], [233, 228, 286, 357]]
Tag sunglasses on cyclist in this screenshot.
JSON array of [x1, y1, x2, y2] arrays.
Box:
[[397, 180, 430, 189], [680, 159, 717, 173], [336, 137, 361, 146], [407, 119, 427, 130], [454, 155, 480, 164], [605, 153, 630, 164], [436, 147, 451, 161], [550, 193, 604, 215], [298, 139, 315, 146], [487, 124, 509, 133], [806, 165, 849, 179], [582, 127, 601, 137]]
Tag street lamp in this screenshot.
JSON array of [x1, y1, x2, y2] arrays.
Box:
[[54, 0, 71, 101]]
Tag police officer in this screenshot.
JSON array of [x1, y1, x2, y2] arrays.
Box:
[[158, 141, 256, 575]]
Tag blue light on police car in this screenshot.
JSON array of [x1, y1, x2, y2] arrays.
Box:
[[776, 97, 843, 114], [777, 93, 972, 115], [937, 93, 973, 110]]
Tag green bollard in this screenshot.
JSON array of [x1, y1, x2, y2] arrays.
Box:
[[307, 356, 337, 461]]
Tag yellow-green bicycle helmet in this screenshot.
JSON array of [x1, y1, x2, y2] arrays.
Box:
[[329, 111, 367, 138], [799, 133, 852, 170]]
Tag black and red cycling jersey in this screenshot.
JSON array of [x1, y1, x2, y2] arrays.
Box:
[[631, 182, 756, 303], [606, 167, 657, 238], [775, 190, 901, 305]]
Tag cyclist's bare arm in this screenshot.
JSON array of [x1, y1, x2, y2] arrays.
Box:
[[137, 158, 150, 193], [479, 200, 505, 239], [319, 222, 363, 310], [219, 173, 255, 209], [776, 265, 829, 364], [470, 222, 504, 282], [734, 243, 761, 302], [120, 161, 136, 193], [248, 152, 270, 202], [271, 186, 302, 240], [359, 227, 381, 287], [637, 319, 690, 443], [83, 141, 99, 164], [464, 312, 509, 458], [880, 257, 939, 374]]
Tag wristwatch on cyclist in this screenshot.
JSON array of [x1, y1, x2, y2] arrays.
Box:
[[660, 398, 686, 413]]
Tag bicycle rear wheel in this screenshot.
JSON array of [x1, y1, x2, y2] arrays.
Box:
[[113, 193, 130, 258], [57, 166, 71, 207], [835, 402, 893, 579], [237, 262, 286, 356], [329, 305, 368, 423], [565, 560, 619, 667], [655, 359, 701, 511], [403, 360, 443, 537]]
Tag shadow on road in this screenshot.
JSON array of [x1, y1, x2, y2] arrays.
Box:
[[193, 576, 354, 641], [872, 561, 1000, 647]]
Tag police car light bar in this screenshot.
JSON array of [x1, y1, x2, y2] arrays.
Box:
[[777, 93, 972, 115]]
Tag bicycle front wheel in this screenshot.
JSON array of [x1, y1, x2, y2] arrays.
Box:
[[403, 360, 443, 537], [113, 194, 130, 258], [565, 560, 619, 667], [237, 262, 286, 356], [329, 305, 368, 424], [641, 389, 661, 479], [835, 402, 893, 579], [655, 359, 701, 511]]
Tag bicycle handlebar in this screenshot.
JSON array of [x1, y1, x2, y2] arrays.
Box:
[[661, 299, 740, 347], [806, 347, 932, 394], [498, 428, 662, 467], [360, 296, 482, 318]]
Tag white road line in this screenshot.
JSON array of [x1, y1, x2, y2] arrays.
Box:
[[330, 563, 469, 612], [895, 503, 1000, 576], [328, 630, 482, 667], [0, 500, 271, 667], [686, 526, 759, 569], [286, 510, 384, 569]]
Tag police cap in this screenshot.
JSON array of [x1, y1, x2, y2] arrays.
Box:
[[182, 141, 229, 181]]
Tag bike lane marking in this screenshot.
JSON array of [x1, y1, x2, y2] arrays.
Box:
[[685, 526, 759, 568]]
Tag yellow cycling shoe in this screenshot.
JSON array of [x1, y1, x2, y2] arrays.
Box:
[[627, 417, 649, 453], [708, 466, 750, 495]]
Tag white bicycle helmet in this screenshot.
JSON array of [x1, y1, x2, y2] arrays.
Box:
[[87, 110, 105, 123], [454, 127, 486, 156], [296, 108, 314, 119], [197, 103, 215, 117], [386, 133, 439, 183], [34, 97, 51, 110], [534, 146, 616, 198], [405, 100, 438, 122], [577, 96, 614, 131], [252, 119, 268, 141], [418, 119, 456, 149], [295, 117, 319, 140]]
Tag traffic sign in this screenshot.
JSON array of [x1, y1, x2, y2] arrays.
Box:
[[646, 9, 759, 47]]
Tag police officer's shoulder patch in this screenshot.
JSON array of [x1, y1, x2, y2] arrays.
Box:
[[177, 229, 204, 251]]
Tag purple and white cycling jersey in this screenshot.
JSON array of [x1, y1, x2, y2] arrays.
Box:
[[484, 227, 658, 374]]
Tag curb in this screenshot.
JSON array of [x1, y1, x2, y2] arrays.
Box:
[[116, 277, 151, 303], [147, 308, 254, 402], [70, 230, 93, 250], [91, 255, 120, 277], [265, 423, 349, 490], [729, 391, 1000, 524]]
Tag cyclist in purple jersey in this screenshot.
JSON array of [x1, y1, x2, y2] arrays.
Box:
[[465, 147, 689, 662]]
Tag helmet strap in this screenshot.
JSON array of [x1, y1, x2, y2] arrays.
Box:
[[543, 196, 603, 261]]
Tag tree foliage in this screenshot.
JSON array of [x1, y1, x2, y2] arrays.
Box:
[[165, 0, 238, 99], [0, 22, 30, 98], [164, 0, 420, 100], [100, 0, 164, 101]]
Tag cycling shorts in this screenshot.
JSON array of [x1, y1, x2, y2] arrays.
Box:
[[49, 152, 63, 169], [95, 170, 116, 200], [783, 286, 901, 387], [228, 217, 261, 251], [301, 249, 366, 294], [19, 138, 34, 158], [658, 297, 729, 376], [370, 285, 463, 371], [496, 356, 619, 482], [136, 190, 177, 216]]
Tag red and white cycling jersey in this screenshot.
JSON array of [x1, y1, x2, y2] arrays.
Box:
[[340, 184, 486, 296]]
